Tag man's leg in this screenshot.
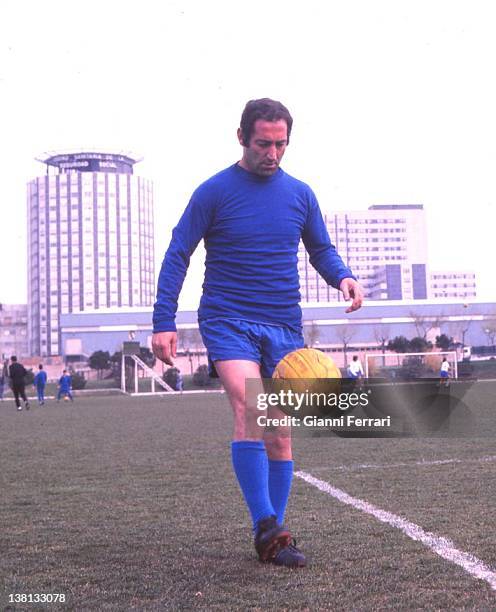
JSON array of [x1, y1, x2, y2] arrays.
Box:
[[265, 425, 294, 526], [19, 384, 29, 409], [260, 324, 303, 526], [13, 386, 21, 409], [215, 359, 291, 561], [258, 324, 307, 568]]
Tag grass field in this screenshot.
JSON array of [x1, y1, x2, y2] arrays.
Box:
[[1, 382, 495, 611]]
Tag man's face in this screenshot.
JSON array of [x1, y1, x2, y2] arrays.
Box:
[[237, 119, 288, 176]]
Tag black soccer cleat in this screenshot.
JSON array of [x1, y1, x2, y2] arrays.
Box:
[[272, 539, 307, 568], [254, 516, 292, 562]]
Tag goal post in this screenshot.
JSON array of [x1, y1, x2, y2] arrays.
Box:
[[365, 351, 458, 381]]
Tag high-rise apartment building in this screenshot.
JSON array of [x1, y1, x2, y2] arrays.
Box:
[[429, 271, 477, 299], [27, 152, 155, 357], [0, 304, 28, 360], [298, 204, 428, 302]]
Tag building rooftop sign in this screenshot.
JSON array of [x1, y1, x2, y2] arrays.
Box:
[[36, 151, 142, 174]]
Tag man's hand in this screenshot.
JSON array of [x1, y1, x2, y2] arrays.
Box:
[[339, 278, 364, 313], [152, 331, 177, 366]]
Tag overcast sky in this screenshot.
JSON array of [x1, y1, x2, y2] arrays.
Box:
[[1, 0, 495, 309]]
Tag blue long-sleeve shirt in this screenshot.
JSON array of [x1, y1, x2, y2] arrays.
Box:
[[33, 370, 47, 388], [153, 163, 354, 332], [59, 375, 72, 391]]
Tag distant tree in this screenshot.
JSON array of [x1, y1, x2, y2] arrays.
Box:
[[435, 334, 453, 351], [409, 311, 430, 340], [409, 310, 443, 342], [89, 350, 111, 379], [110, 351, 122, 375], [409, 336, 433, 353], [176, 328, 187, 349], [373, 325, 390, 365], [139, 347, 156, 369], [305, 322, 320, 348], [387, 336, 410, 353], [483, 322, 496, 347], [449, 319, 472, 350], [178, 328, 204, 368], [335, 324, 356, 367], [70, 370, 87, 390], [398, 356, 426, 380], [164, 367, 181, 390], [184, 349, 194, 375], [193, 364, 210, 387]]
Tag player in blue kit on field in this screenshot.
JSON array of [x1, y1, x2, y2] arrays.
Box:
[[57, 370, 73, 402], [33, 364, 48, 405], [152, 98, 363, 567]]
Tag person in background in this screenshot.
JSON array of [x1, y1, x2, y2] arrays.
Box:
[[347, 355, 364, 387], [9, 355, 30, 411], [57, 369, 74, 402], [0, 361, 7, 401], [33, 363, 48, 405], [439, 357, 450, 387], [176, 369, 184, 392]]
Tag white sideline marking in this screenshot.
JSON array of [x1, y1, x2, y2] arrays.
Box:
[[312, 455, 496, 472], [296, 470, 496, 591]]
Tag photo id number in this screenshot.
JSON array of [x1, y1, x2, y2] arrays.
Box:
[[9, 593, 66, 604]]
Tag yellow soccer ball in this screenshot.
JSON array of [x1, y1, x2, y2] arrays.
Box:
[[273, 348, 341, 380], [272, 348, 342, 417]]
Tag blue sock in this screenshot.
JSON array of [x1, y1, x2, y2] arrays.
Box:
[[268, 459, 294, 525], [231, 441, 276, 531]]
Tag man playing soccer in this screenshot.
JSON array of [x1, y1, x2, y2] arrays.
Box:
[[33, 364, 48, 405], [9, 356, 30, 411], [347, 355, 365, 388], [439, 357, 450, 387], [152, 98, 363, 567], [57, 370, 74, 402]]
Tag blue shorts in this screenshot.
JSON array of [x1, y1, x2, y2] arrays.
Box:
[[199, 318, 305, 378], [440, 371, 449, 378]]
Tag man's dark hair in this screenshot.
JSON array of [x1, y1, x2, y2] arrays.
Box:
[[240, 98, 293, 146], [11, 355, 17, 362], [39, 364, 43, 369]]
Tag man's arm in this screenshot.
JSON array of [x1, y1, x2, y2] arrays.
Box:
[[302, 193, 363, 312], [152, 185, 216, 364]]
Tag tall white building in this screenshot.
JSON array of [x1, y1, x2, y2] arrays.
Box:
[[27, 152, 155, 357], [299, 204, 429, 302], [429, 271, 477, 299], [0, 304, 28, 360]]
